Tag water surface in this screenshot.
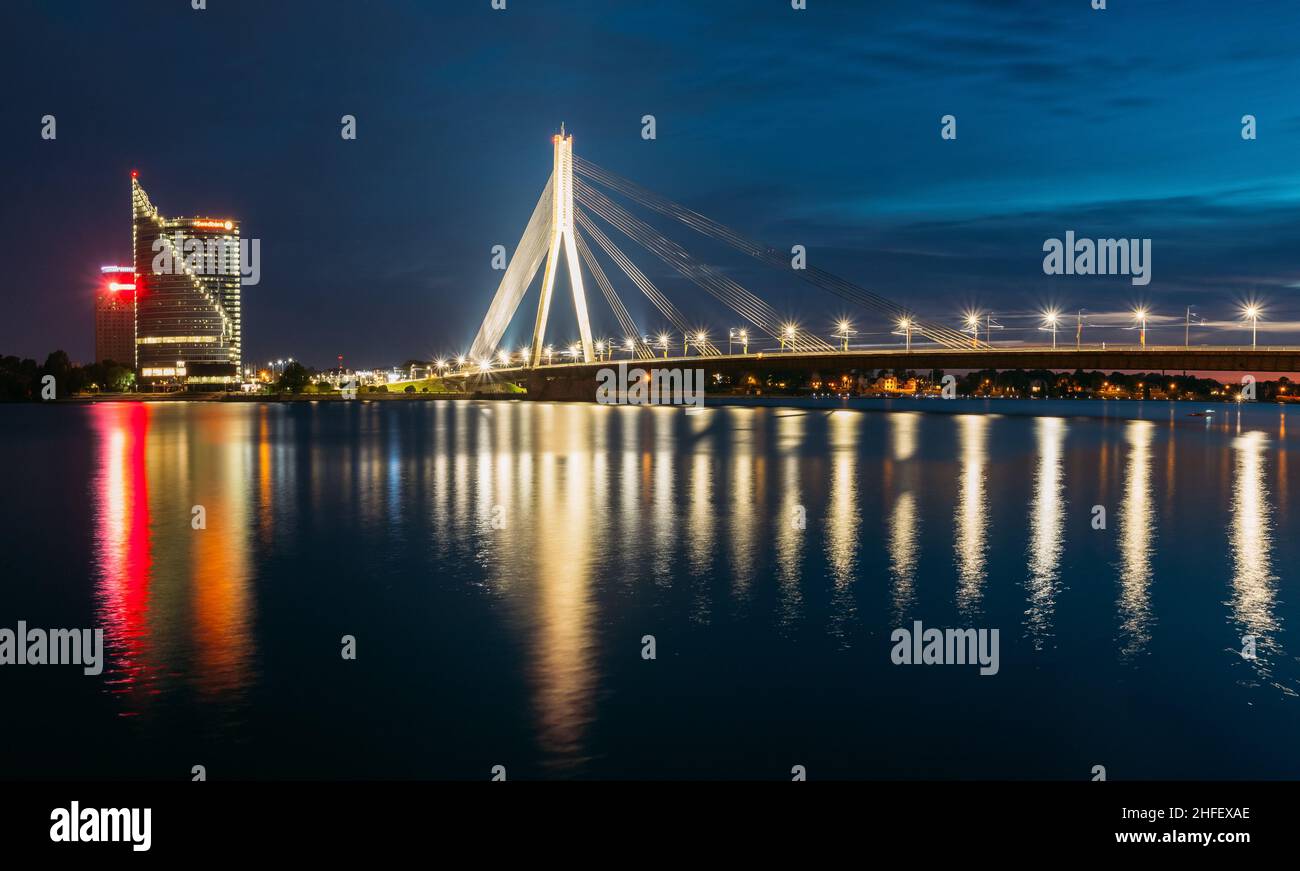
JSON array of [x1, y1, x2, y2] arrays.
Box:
[[1, 398, 1296, 779]]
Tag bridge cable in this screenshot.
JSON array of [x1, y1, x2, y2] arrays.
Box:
[[576, 180, 835, 352], [576, 209, 721, 356], [574, 157, 982, 349], [470, 176, 556, 361], [572, 227, 656, 359]]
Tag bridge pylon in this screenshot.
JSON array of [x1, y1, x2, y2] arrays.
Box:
[[531, 125, 594, 366], [470, 125, 595, 366]]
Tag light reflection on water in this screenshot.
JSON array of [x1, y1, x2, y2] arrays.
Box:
[[1025, 416, 1066, 648], [43, 398, 1300, 776], [954, 414, 989, 615], [1118, 420, 1155, 657]]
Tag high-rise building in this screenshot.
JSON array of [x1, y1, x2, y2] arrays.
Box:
[[95, 265, 136, 366], [132, 171, 242, 386]]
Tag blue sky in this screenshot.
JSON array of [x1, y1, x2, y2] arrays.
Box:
[[3, 0, 1299, 364]]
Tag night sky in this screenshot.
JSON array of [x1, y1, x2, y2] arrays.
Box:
[[4, 0, 1299, 367]]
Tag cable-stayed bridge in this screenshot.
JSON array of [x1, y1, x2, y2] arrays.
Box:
[[466, 128, 1300, 391]]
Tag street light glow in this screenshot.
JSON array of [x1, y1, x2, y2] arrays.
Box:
[[1243, 302, 1262, 348], [1042, 309, 1060, 348]]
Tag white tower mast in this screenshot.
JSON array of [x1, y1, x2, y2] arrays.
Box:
[[530, 124, 594, 366]]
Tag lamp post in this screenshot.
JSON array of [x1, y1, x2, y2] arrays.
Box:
[[965, 313, 980, 348], [688, 331, 707, 356], [781, 324, 797, 352], [1134, 307, 1148, 348], [834, 319, 856, 352], [896, 317, 912, 351], [625, 337, 636, 359], [1042, 310, 1060, 349], [658, 333, 670, 358], [1243, 304, 1261, 348]]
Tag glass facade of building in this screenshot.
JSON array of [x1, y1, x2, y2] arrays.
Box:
[[132, 175, 242, 385]]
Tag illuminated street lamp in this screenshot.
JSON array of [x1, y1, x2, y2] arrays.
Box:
[[595, 339, 606, 361], [498, 350, 511, 367], [1041, 309, 1060, 349], [964, 312, 981, 348], [1243, 303, 1261, 348], [544, 345, 554, 366], [435, 359, 447, 375], [1133, 307, 1148, 348], [728, 328, 749, 355], [456, 354, 467, 369], [688, 330, 708, 356], [781, 323, 797, 352], [566, 342, 580, 362], [658, 333, 670, 358], [895, 316, 913, 351], [624, 337, 636, 359], [834, 319, 857, 352]]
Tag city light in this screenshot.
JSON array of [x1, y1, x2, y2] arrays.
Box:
[[895, 316, 913, 351], [688, 330, 707, 355], [1133, 307, 1148, 348], [1242, 303, 1262, 348], [834, 319, 856, 352], [781, 323, 798, 352], [1042, 309, 1060, 349], [657, 333, 670, 358], [964, 311, 981, 348]]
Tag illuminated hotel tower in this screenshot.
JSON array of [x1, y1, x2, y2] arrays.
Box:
[[95, 266, 136, 366], [471, 125, 595, 365], [131, 172, 242, 385]]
